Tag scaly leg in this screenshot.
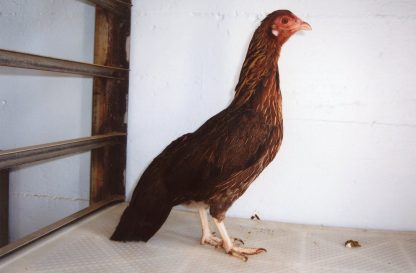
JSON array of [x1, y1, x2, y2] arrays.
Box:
[[213, 218, 266, 262], [198, 208, 222, 247]]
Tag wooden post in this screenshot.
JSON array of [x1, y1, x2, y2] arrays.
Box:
[[0, 169, 9, 247], [90, 6, 130, 203]]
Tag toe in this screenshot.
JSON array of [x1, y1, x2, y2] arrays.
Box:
[[233, 246, 267, 256], [229, 249, 248, 262], [201, 235, 223, 247]]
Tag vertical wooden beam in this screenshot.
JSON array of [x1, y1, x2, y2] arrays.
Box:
[[0, 169, 9, 247], [87, 0, 131, 17], [90, 6, 130, 203]]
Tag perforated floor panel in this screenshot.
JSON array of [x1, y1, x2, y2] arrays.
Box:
[[1, 203, 415, 273]]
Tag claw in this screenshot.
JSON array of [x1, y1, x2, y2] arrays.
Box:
[[229, 249, 248, 262]]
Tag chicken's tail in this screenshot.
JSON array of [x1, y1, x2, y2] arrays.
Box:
[[110, 182, 172, 242]]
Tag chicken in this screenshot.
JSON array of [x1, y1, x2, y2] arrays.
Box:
[[111, 10, 311, 261]]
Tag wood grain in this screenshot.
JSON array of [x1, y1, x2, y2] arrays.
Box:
[[0, 49, 128, 79], [91, 6, 130, 203], [0, 133, 126, 169], [0, 169, 9, 248]]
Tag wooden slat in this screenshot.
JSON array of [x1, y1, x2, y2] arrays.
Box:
[[0, 196, 124, 258], [91, 7, 129, 203], [0, 49, 128, 79], [87, 0, 131, 17], [0, 169, 9, 248], [0, 133, 126, 170]]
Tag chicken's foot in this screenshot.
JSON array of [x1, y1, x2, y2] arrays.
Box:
[[213, 218, 266, 261]]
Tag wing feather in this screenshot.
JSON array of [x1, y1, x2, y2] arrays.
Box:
[[144, 108, 277, 203]]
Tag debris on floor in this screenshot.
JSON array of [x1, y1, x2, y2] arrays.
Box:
[[250, 213, 260, 220], [344, 239, 361, 248], [1, 204, 416, 273], [233, 237, 245, 246]]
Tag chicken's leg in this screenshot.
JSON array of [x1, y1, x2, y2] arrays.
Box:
[[198, 208, 222, 247], [213, 218, 266, 262]]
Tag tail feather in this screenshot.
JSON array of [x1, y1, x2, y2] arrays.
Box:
[[111, 184, 172, 242]]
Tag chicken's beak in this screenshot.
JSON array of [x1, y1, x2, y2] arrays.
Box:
[[300, 21, 312, 31]]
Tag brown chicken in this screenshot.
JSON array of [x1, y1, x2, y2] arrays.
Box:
[[111, 10, 311, 261]]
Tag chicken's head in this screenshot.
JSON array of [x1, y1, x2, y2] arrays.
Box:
[[266, 10, 311, 42]]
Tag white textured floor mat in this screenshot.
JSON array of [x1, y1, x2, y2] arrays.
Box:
[[1, 203, 415, 273]]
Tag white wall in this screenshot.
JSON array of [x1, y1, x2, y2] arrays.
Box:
[[0, 0, 95, 241], [127, 0, 416, 231]]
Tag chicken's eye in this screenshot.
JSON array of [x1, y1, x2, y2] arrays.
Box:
[[281, 17, 289, 24]]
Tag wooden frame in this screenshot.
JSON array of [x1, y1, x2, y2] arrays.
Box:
[[0, 196, 124, 256], [0, 49, 128, 79], [0, 0, 131, 258], [0, 169, 9, 248], [91, 6, 130, 203]]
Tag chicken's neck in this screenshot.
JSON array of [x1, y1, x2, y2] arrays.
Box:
[[231, 34, 283, 126]]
